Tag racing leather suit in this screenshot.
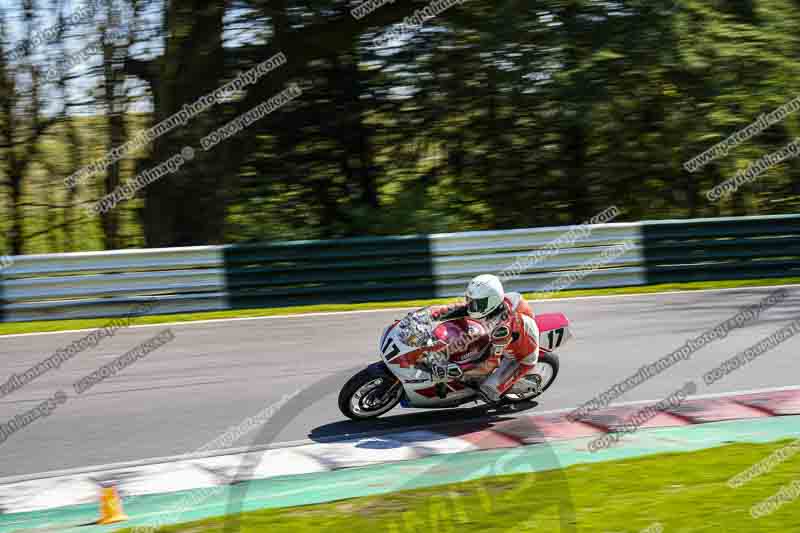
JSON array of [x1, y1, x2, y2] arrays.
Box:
[[429, 292, 540, 402]]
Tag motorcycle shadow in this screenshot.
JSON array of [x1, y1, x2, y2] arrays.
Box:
[[308, 400, 540, 446]]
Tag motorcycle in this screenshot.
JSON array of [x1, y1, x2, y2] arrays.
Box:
[[338, 306, 572, 420]]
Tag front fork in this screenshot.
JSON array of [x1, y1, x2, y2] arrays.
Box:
[[367, 362, 403, 402]]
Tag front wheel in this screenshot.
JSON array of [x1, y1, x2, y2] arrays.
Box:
[[503, 352, 560, 402], [338, 363, 403, 420]]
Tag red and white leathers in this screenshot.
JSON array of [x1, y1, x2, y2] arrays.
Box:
[[430, 292, 540, 402]]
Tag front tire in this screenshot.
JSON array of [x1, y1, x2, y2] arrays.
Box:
[[503, 352, 560, 402], [338, 363, 403, 420]]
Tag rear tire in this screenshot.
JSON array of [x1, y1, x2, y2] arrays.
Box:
[[504, 352, 560, 402], [338, 363, 403, 421]]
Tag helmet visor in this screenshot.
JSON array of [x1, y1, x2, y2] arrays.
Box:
[[467, 296, 489, 316]]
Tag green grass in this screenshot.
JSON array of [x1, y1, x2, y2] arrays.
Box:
[[118, 439, 800, 533], [2, 277, 799, 336]]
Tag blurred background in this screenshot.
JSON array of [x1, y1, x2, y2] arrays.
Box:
[[1, 0, 799, 255]]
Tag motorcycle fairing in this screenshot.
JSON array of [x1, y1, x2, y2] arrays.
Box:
[[378, 319, 482, 407]]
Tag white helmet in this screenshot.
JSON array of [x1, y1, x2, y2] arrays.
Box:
[[465, 274, 505, 319]]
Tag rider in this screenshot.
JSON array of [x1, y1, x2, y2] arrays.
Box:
[[428, 274, 540, 404]]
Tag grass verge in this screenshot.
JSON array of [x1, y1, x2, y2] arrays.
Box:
[[122, 439, 800, 533], [2, 277, 799, 336]]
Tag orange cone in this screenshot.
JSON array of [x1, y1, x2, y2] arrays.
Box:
[[96, 484, 129, 525]]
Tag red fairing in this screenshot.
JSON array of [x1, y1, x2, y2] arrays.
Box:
[[534, 313, 569, 332], [433, 318, 490, 363], [415, 381, 467, 398], [387, 342, 447, 368]]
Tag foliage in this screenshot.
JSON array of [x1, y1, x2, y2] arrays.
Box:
[[2, 0, 800, 253]]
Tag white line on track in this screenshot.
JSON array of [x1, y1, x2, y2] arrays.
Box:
[[1, 383, 797, 486], [2, 284, 797, 339]]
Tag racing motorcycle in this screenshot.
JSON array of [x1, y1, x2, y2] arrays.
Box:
[[338, 307, 571, 420]]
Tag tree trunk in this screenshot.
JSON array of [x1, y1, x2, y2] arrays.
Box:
[[101, 13, 126, 249], [561, 2, 593, 223], [140, 0, 225, 247]]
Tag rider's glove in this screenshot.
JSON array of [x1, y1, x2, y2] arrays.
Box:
[[430, 304, 459, 320], [430, 361, 448, 383], [430, 362, 463, 386]]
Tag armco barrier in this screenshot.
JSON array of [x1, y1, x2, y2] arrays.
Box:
[[0, 214, 798, 322]]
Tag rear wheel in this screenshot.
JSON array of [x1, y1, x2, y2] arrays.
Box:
[[338, 363, 403, 420], [504, 352, 560, 402]]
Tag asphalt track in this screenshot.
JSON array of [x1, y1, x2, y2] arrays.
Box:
[[1, 286, 799, 478]]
